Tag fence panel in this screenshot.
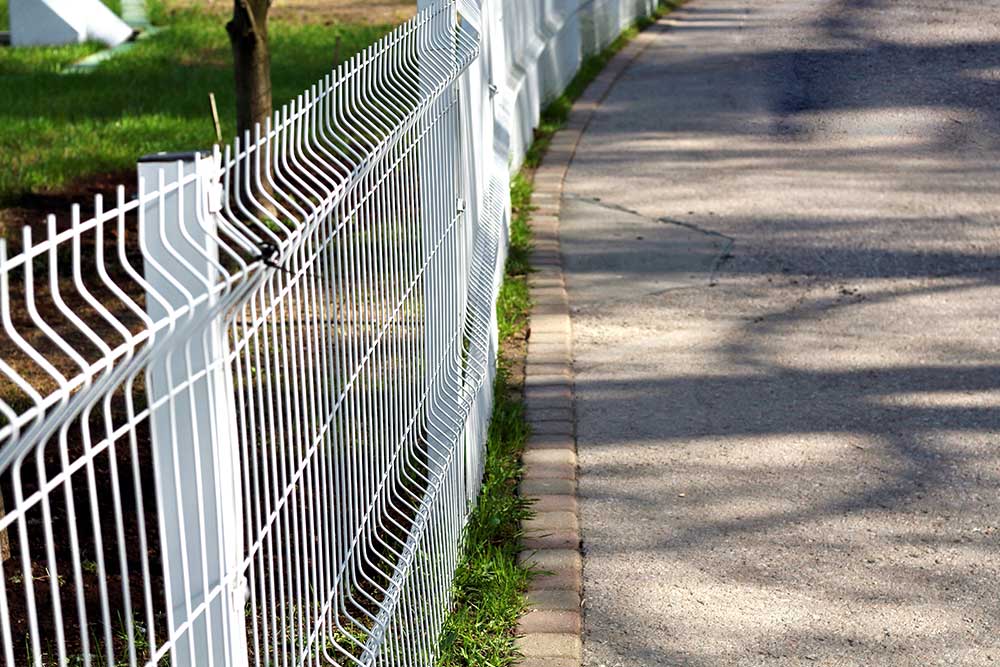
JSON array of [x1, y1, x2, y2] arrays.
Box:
[[0, 0, 659, 664]]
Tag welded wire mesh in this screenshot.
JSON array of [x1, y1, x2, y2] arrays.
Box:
[[0, 1, 507, 665]]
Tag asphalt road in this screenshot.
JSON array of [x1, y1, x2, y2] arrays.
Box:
[[561, 1, 1000, 665]]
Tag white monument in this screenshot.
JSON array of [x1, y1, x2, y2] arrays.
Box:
[[10, 0, 134, 47]]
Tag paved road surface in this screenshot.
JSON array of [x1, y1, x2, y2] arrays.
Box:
[[562, 1, 1000, 665]]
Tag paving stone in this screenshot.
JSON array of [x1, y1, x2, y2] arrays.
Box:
[[546, 139, 578, 155], [528, 277, 565, 289], [529, 310, 569, 323], [517, 658, 579, 667], [533, 231, 559, 244], [534, 174, 564, 186], [525, 355, 571, 372], [531, 268, 562, 281], [529, 420, 574, 436], [523, 449, 577, 467], [531, 226, 559, 238], [529, 298, 569, 311], [525, 511, 579, 532], [527, 353, 572, 368], [534, 172, 564, 183], [532, 237, 560, 249], [532, 307, 571, 321], [526, 588, 580, 611], [524, 373, 571, 388], [525, 407, 574, 422], [526, 286, 565, 301], [522, 376, 567, 396], [534, 239, 560, 251], [532, 193, 561, 203], [530, 333, 571, 348], [520, 478, 576, 497], [522, 531, 580, 550], [523, 396, 573, 412], [524, 387, 573, 408], [530, 322, 570, 336], [528, 338, 570, 350], [530, 302, 570, 316], [531, 214, 560, 225], [517, 609, 581, 635], [552, 128, 582, 143], [522, 461, 576, 480], [525, 366, 571, 381], [516, 633, 581, 660], [526, 568, 582, 593], [529, 494, 578, 514], [531, 313, 571, 332], [525, 433, 575, 451], [543, 147, 574, 163], [532, 254, 562, 266], [525, 361, 571, 376], [519, 548, 581, 570], [530, 286, 563, 299], [533, 171, 565, 182]]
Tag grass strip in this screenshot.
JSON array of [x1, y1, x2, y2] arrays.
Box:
[[435, 3, 684, 664], [436, 174, 534, 667]]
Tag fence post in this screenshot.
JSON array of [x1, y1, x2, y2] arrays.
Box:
[[417, 0, 460, 489], [138, 152, 249, 667]]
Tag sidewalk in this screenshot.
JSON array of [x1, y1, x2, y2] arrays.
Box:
[[562, 1, 1000, 665]]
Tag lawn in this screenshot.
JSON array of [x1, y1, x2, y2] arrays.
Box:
[[0, 0, 408, 228]]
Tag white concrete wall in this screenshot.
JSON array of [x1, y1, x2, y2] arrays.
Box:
[[10, 0, 132, 47], [503, 0, 659, 171]]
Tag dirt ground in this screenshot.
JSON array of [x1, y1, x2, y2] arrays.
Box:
[[161, 0, 417, 25]]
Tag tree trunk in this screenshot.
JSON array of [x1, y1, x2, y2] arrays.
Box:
[[227, 0, 273, 140]]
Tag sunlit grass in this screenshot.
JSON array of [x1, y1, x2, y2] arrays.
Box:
[[0, 3, 394, 205]]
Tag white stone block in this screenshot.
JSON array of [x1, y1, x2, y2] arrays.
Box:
[[10, 0, 133, 48]]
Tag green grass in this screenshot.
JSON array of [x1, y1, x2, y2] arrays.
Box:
[[0, 5, 394, 205], [436, 174, 534, 667]]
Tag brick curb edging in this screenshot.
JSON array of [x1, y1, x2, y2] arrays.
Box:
[[514, 17, 671, 667]]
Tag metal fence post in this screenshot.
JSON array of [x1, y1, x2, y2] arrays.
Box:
[[417, 0, 460, 494], [138, 152, 249, 667]]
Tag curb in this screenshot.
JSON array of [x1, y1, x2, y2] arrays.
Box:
[[515, 17, 670, 667]]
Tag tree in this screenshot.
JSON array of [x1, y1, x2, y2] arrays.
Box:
[[227, 0, 273, 140]]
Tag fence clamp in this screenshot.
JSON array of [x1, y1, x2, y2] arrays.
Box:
[[457, 197, 467, 213], [207, 181, 224, 214], [488, 83, 499, 98]]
